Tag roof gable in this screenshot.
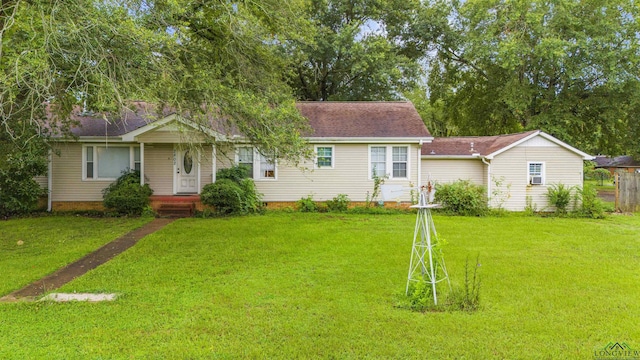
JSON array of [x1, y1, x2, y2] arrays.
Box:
[[422, 130, 593, 160]]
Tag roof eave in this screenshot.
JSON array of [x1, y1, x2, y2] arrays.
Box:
[[485, 131, 594, 160], [422, 154, 482, 159], [306, 136, 434, 144]]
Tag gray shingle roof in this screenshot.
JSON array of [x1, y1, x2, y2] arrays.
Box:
[[60, 101, 431, 139], [296, 101, 431, 138], [421, 131, 538, 156]]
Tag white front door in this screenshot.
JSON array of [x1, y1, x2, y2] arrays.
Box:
[[175, 149, 199, 194]]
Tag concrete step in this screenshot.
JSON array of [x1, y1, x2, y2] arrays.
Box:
[[157, 202, 195, 218]]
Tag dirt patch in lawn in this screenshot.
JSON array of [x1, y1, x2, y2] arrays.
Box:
[[0, 218, 175, 302]]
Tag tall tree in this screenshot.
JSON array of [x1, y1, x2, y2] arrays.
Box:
[[285, 0, 422, 101], [0, 0, 311, 214], [1, 0, 312, 156], [404, 0, 640, 156]]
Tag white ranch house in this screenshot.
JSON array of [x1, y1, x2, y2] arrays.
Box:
[[43, 102, 593, 212]]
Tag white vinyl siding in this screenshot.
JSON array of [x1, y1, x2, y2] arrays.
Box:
[[491, 146, 583, 210], [143, 144, 173, 195], [421, 159, 485, 185], [219, 143, 420, 202], [51, 143, 119, 201]]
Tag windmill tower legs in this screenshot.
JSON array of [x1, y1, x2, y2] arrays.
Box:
[[406, 194, 449, 305]]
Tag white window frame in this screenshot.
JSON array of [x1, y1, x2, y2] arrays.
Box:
[[368, 145, 410, 180], [82, 144, 140, 181], [235, 146, 277, 181], [314, 145, 335, 169], [528, 161, 545, 185]]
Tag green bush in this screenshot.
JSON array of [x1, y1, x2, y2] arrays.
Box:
[[238, 178, 263, 213], [326, 194, 350, 212], [102, 171, 153, 215], [434, 180, 488, 216], [200, 179, 244, 215], [297, 195, 318, 212], [575, 184, 605, 219], [546, 183, 574, 214], [216, 166, 250, 183], [200, 167, 263, 215], [0, 144, 48, 217]]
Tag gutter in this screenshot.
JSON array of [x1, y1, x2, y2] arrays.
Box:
[[417, 139, 423, 188], [47, 149, 52, 212], [481, 156, 491, 205]]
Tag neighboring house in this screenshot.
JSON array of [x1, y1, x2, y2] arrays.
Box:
[[44, 102, 593, 212], [594, 155, 640, 175], [46, 102, 432, 211], [421, 131, 594, 211]]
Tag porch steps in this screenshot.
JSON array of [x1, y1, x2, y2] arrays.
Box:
[[156, 202, 196, 218]]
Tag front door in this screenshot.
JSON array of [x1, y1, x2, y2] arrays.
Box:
[[176, 149, 198, 193]]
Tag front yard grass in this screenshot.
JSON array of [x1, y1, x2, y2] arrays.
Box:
[[1, 213, 639, 358], [0, 215, 151, 296]]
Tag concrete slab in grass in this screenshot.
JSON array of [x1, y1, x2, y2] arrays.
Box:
[[40, 293, 118, 302]]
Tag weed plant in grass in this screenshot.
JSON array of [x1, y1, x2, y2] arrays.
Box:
[[0, 213, 639, 358], [0, 216, 151, 296]]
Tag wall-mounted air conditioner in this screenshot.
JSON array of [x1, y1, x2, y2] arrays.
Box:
[[530, 176, 543, 185]]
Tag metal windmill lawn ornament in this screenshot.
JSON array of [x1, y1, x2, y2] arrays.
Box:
[[406, 182, 450, 305]]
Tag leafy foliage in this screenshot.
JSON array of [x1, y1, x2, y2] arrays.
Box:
[[1, 0, 312, 187], [326, 194, 350, 212], [216, 166, 250, 183], [402, 0, 640, 156], [574, 184, 606, 219], [434, 180, 488, 216], [201, 179, 244, 215], [545, 183, 575, 214], [0, 141, 47, 217], [200, 167, 263, 215], [102, 171, 153, 216], [285, 0, 421, 101], [296, 195, 318, 213]]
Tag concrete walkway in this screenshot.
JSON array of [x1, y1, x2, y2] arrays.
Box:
[[0, 218, 175, 303]]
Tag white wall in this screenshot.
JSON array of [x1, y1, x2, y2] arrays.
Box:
[[490, 137, 584, 211], [217, 143, 421, 202]]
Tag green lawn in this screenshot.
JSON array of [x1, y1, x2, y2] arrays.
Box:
[[1, 213, 639, 359], [0, 216, 151, 296]]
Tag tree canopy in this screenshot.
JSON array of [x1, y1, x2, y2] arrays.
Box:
[[0, 0, 311, 159], [402, 0, 640, 156], [284, 0, 422, 101]]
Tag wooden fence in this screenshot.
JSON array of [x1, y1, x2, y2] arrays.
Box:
[[616, 172, 640, 212]]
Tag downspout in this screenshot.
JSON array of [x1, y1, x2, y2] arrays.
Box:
[[140, 142, 145, 186], [481, 157, 491, 206], [47, 149, 52, 212], [417, 139, 423, 188]]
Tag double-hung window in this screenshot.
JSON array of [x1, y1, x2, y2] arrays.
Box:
[[392, 147, 408, 178], [237, 146, 254, 178], [83, 145, 140, 180], [528, 162, 544, 185], [370, 146, 387, 178], [370, 145, 409, 179], [315, 146, 334, 168], [236, 147, 276, 180]]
